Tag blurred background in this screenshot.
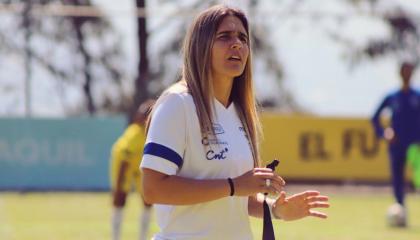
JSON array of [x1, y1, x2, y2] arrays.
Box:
[[0, 0, 420, 239]]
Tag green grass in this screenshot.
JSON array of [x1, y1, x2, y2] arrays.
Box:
[[1, 191, 419, 240]]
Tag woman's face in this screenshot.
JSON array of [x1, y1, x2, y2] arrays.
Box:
[[210, 15, 249, 81]]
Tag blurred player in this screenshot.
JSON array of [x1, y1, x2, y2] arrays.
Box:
[[110, 99, 155, 240], [371, 61, 420, 226]]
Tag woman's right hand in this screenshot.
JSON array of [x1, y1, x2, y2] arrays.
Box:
[[384, 127, 397, 144], [233, 168, 285, 196]]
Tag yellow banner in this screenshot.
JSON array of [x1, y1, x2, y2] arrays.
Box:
[[260, 114, 395, 182]]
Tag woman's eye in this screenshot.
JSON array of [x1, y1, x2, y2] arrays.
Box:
[[240, 36, 248, 43]]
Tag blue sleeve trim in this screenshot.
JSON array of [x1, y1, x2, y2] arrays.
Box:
[[143, 142, 183, 168]]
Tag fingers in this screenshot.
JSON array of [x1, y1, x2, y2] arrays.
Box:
[[263, 179, 283, 194], [306, 193, 329, 219], [272, 175, 286, 186], [272, 190, 329, 221], [234, 168, 285, 196], [309, 210, 328, 219], [293, 191, 327, 202], [255, 170, 284, 183], [304, 191, 330, 208], [253, 167, 275, 173], [308, 202, 330, 209], [302, 190, 321, 198], [254, 168, 285, 194], [275, 191, 287, 204], [306, 195, 329, 203], [306, 194, 329, 208], [253, 168, 286, 185]]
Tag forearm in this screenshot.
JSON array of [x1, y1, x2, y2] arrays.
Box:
[[371, 118, 384, 138], [142, 168, 230, 205], [248, 193, 275, 218], [371, 99, 388, 138]]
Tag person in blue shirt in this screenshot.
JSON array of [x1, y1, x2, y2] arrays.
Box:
[[372, 61, 420, 225]]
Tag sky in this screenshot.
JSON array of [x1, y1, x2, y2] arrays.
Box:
[[1, 0, 420, 117], [267, 0, 420, 116], [92, 0, 420, 117]]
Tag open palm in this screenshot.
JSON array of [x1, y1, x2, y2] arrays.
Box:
[[273, 190, 330, 221]]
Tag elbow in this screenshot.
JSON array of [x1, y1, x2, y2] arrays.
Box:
[[141, 168, 166, 204], [142, 183, 160, 204], [370, 116, 378, 125]]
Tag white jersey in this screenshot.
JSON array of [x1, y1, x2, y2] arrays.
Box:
[[141, 91, 254, 240]]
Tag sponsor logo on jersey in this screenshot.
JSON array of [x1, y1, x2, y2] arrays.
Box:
[[206, 148, 229, 160]]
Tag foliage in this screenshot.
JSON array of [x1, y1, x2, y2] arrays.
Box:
[[144, 0, 303, 112], [0, 0, 126, 115], [341, 0, 420, 66]]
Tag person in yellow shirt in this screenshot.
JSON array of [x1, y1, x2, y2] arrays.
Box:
[[110, 99, 155, 240]]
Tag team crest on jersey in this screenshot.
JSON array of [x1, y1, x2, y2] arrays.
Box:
[[212, 123, 225, 135], [202, 123, 227, 146], [205, 123, 225, 135]]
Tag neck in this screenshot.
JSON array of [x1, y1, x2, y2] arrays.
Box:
[[402, 83, 410, 92], [212, 76, 234, 107]]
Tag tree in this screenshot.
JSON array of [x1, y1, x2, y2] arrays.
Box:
[[329, 0, 420, 67], [133, 0, 303, 113], [362, 10, 419, 63], [130, 0, 150, 122], [0, 0, 126, 116]]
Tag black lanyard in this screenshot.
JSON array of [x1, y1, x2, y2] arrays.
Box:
[[263, 159, 279, 240]]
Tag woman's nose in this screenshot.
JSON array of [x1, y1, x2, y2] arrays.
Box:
[[231, 38, 242, 49]]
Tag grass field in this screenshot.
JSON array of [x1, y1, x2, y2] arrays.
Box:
[[1, 187, 419, 240]]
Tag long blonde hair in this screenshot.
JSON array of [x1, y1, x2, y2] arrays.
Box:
[[150, 5, 262, 166], [183, 5, 262, 166]]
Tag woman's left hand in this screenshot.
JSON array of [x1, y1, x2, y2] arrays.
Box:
[[272, 190, 329, 221]]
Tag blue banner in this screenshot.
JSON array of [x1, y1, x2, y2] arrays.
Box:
[[0, 117, 126, 190]]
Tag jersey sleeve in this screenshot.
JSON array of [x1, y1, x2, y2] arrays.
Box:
[[140, 93, 186, 175], [371, 95, 390, 138]]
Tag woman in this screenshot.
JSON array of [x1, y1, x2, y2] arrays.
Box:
[[141, 5, 329, 239]]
